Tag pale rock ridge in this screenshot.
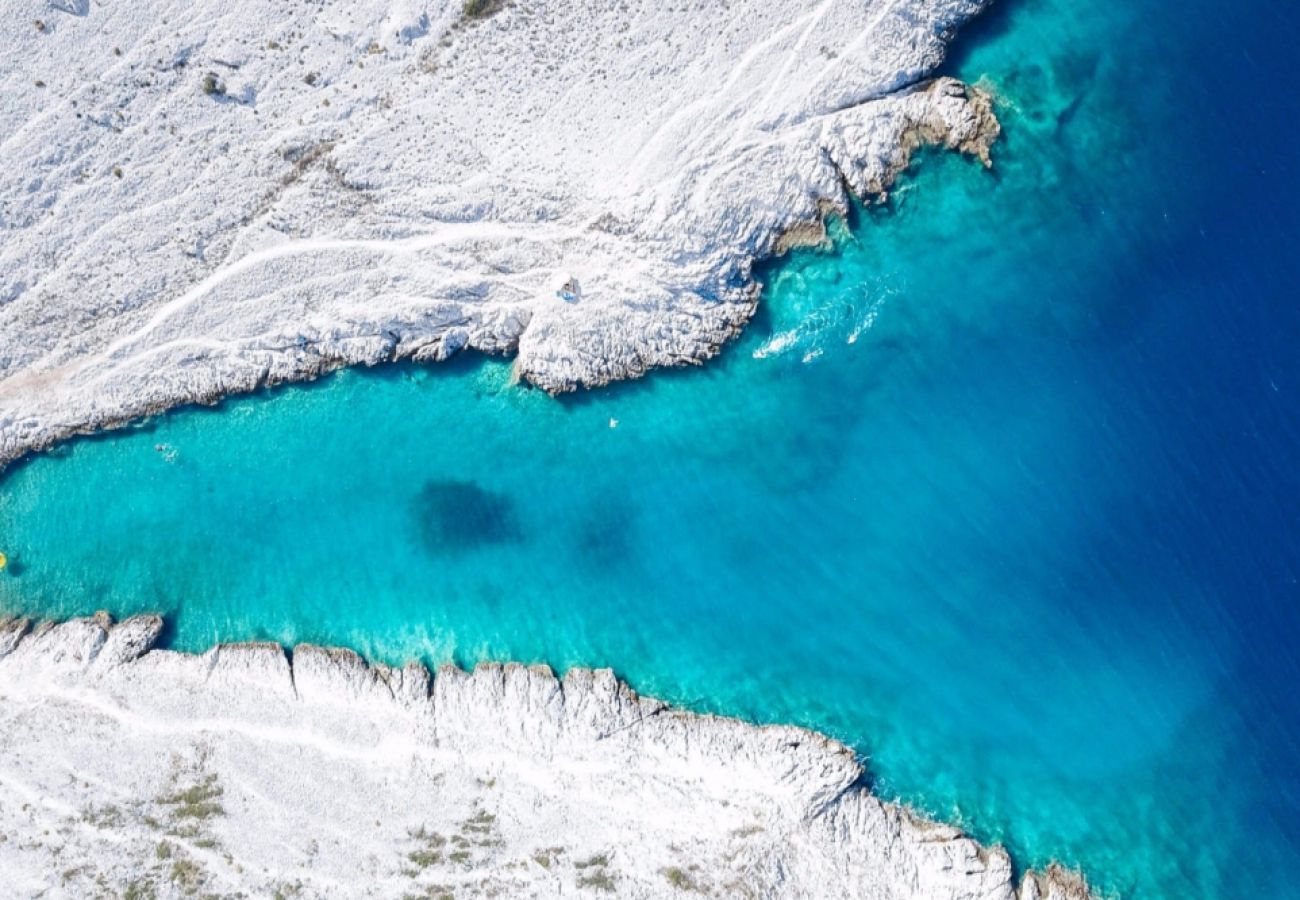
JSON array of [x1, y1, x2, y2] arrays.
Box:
[[0, 613, 1093, 899], [1, 0, 998, 470]]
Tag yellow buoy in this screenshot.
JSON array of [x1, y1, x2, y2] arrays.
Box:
[[0, 552, 7, 570]]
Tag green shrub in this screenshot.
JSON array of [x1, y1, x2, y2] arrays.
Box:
[[663, 867, 702, 892], [577, 870, 616, 892], [461, 0, 504, 20], [124, 879, 157, 900], [408, 849, 443, 868], [200, 72, 225, 96]]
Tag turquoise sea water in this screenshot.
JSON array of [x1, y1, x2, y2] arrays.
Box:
[[3, 0, 1299, 896]]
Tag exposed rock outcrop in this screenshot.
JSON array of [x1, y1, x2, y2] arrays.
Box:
[[0, 0, 999, 470], [0, 613, 1092, 898]]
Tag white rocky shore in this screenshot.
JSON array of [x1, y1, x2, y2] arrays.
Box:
[[0, 614, 1091, 899], [0, 7, 1052, 896], [1, 0, 998, 469]]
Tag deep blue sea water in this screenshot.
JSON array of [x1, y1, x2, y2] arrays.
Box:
[[2, 0, 1298, 896]]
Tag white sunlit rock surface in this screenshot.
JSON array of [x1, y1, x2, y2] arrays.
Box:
[[0, 6, 1060, 895], [0, 0, 997, 468], [0, 614, 1093, 899]]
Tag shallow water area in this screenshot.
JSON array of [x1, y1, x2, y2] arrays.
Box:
[[3, 0, 1299, 896]]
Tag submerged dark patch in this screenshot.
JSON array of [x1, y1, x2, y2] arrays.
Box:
[[574, 500, 636, 571], [412, 479, 520, 554]]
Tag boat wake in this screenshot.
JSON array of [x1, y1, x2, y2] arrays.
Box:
[[753, 280, 895, 363]]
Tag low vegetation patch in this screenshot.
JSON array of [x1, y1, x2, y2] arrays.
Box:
[[663, 866, 703, 892], [273, 882, 305, 900], [156, 773, 224, 821], [123, 878, 158, 900], [577, 869, 616, 892], [153, 751, 227, 853], [80, 803, 124, 829], [575, 853, 616, 892], [532, 846, 565, 869], [402, 885, 455, 900], [200, 72, 225, 96], [409, 847, 443, 868], [169, 857, 204, 895], [461, 0, 505, 20], [403, 824, 455, 876], [460, 809, 495, 834]]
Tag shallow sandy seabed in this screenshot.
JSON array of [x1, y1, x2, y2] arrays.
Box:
[[1, 0, 996, 468], [0, 614, 1092, 899]]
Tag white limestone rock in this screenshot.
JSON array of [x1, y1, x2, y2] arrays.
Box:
[[292, 643, 397, 707], [1019, 866, 1096, 900], [0, 616, 31, 658], [207, 641, 297, 702], [0, 614, 1094, 898], [0, 0, 998, 469], [92, 613, 164, 669]]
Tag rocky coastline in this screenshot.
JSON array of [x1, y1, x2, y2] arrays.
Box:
[[1, 0, 998, 471], [0, 613, 1090, 898]]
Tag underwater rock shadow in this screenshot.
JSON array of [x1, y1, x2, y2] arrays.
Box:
[[412, 478, 521, 555]]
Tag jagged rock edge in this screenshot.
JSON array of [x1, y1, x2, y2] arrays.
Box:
[[0, 611, 1092, 899]]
